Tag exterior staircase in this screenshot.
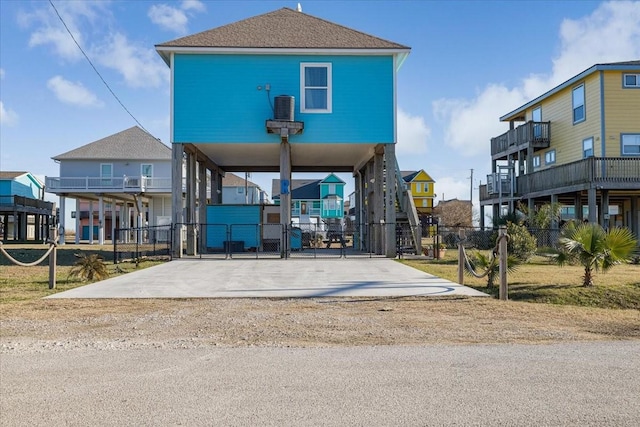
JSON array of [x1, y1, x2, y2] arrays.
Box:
[[393, 159, 422, 255]]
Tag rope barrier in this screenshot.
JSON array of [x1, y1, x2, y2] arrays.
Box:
[[459, 233, 509, 279], [0, 240, 57, 267]]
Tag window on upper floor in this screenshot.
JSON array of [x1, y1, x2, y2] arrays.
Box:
[[100, 163, 113, 185], [583, 137, 594, 158], [545, 150, 556, 165], [572, 84, 585, 124], [141, 164, 153, 177], [415, 183, 422, 193], [237, 186, 244, 194], [622, 134, 640, 156], [327, 183, 336, 194], [623, 74, 640, 88], [300, 63, 332, 113], [532, 106, 542, 138], [533, 155, 541, 169]]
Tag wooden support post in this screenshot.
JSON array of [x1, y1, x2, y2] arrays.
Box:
[[499, 225, 508, 301], [457, 228, 465, 285], [48, 228, 57, 289]]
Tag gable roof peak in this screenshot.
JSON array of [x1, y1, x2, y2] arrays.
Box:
[[156, 7, 410, 52], [52, 126, 171, 161]]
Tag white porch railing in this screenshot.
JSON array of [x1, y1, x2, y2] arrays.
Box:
[[45, 176, 172, 193]]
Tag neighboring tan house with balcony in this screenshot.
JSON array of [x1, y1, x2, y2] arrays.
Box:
[[45, 126, 172, 244], [480, 60, 640, 239]]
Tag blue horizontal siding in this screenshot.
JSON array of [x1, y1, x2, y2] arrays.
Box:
[[173, 54, 394, 144]]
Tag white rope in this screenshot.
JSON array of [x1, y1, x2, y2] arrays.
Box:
[[460, 233, 508, 279], [0, 240, 57, 267]]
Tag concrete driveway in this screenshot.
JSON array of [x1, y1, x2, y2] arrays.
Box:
[[47, 257, 487, 299]]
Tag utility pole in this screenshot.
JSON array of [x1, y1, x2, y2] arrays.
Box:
[[469, 168, 474, 206]]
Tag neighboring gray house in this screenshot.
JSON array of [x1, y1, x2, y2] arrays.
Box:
[[222, 173, 267, 204], [46, 126, 172, 245]]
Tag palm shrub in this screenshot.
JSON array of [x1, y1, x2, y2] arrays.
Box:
[[465, 250, 521, 288], [68, 253, 110, 282], [555, 223, 637, 287]]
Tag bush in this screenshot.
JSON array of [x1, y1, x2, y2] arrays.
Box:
[[492, 222, 537, 262]]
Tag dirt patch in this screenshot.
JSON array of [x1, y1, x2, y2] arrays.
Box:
[[1, 297, 638, 353]]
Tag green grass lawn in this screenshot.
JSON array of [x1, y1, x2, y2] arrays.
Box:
[[400, 252, 640, 310]]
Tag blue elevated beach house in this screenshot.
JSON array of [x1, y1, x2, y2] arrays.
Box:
[[156, 7, 418, 256]]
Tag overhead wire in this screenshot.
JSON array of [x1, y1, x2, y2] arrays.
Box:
[[48, 0, 150, 134]]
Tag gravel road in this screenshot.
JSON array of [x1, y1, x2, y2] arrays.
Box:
[[2, 341, 639, 426]]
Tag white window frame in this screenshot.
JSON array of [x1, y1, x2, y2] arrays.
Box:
[[621, 134, 640, 156], [327, 183, 336, 194], [100, 163, 113, 185], [141, 164, 153, 177], [544, 150, 556, 165], [533, 155, 541, 169], [572, 84, 585, 124], [623, 73, 640, 88], [300, 62, 332, 113], [582, 137, 594, 158]]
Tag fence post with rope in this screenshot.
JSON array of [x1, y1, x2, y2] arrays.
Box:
[[0, 229, 59, 289], [499, 225, 508, 301]]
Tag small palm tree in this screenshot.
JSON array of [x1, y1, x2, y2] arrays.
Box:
[[68, 253, 110, 282], [556, 223, 637, 287], [466, 251, 521, 288]]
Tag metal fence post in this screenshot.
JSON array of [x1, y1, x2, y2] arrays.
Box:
[[499, 225, 508, 301]]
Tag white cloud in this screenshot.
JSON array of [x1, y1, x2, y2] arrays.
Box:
[[148, 1, 206, 34], [181, 0, 206, 13], [397, 108, 430, 155], [0, 68, 5, 79], [0, 101, 19, 126], [148, 4, 189, 34], [435, 1, 640, 158], [433, 176, 470, 203], [17, 1, 107, 62], [94, 33, 170, 88], [47, 75, 103, 107]]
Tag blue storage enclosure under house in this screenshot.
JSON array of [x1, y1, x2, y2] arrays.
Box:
[[206, 205, 261, 251]]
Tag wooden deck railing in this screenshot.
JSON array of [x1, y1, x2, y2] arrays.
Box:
[[0, 195, 54, 210], [481, 157, 640, 200], [491, 121, 550, 157]]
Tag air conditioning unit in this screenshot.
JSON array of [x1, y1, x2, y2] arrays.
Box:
[[274, 95, 295, 121]]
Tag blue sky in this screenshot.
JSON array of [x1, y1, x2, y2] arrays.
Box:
[[1, 0, 639, 219]]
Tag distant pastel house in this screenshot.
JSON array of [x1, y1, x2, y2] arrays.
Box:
[[0, 171, 54, 241], [272, 173, 346, 226], [222, 173, 267, 204], [45, 126, 172, 245], [402, 170, 435, 215]]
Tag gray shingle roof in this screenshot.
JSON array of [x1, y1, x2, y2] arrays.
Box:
[[156, 7, 409, 50], [272, 179, 320, 199], [52, 126, 171, 161], [0, 171, 28, 179]]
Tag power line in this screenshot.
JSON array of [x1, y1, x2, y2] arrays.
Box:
[[48, 0, 149, 133]]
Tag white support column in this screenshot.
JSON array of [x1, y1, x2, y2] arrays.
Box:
[[123, 202, 129, 243], [384, 143, 397, 258], [75, 199, 80, 244], [89, 200, 94, 244], [59, 195, 66, 245], [98, 195, 104, 245]]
